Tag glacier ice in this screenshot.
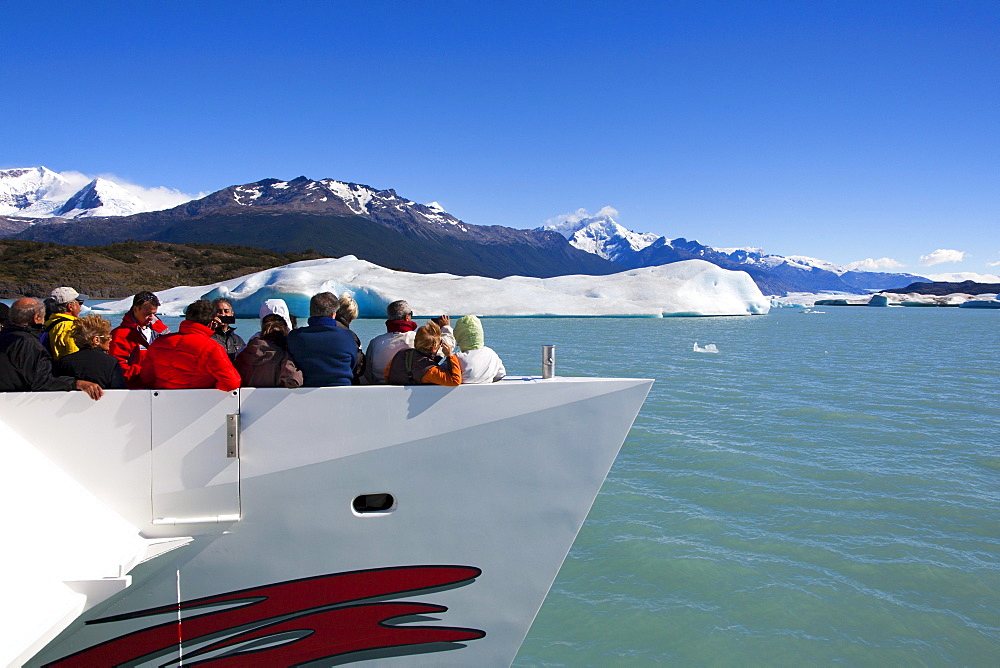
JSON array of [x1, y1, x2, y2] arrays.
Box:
[[92, 256, 771, 318]]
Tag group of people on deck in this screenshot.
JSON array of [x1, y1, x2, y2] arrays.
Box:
[[0, 286, 505, 401]]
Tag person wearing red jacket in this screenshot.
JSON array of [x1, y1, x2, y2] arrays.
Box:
[[109, 291, 169, 388], [139, 299, 241, 391]]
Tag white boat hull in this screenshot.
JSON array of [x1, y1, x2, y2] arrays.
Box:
[[2, 376, 651, 666]]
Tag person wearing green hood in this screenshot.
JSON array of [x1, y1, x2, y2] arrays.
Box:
[[453, 315, 506, 383]]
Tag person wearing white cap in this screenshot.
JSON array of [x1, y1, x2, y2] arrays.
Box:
[[44, 286, 88, 361]]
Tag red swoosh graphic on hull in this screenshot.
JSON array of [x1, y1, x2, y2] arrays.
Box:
[[46, 566, 484, 666]]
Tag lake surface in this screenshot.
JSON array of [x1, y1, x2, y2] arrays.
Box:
[[145, 307, 998, 664], [511, 307, 998, 666]]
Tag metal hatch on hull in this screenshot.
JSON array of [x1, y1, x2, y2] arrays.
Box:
[[150, 389, 241, 527]]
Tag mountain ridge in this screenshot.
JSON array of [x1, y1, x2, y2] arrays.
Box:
[[541, 209, 929, 293], [8, 175, 619, 280], [3, 167, 930, 293]]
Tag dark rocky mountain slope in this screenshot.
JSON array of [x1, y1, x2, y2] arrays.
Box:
[[10, 177, 619, 279], [0, 240, 322, 299], [884, 280, 1000, 296]]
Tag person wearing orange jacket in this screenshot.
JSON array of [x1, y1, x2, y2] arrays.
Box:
[[384, 321, 462, 386], [139, 299, 241, 391]]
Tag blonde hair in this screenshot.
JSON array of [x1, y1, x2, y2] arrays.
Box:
[[413, 321, 442, 355], [71, 314, 112, 349], [337, 292, 359, 323]]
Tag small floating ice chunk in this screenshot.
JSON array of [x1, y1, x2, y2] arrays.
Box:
[[693, 342, 719, 353]]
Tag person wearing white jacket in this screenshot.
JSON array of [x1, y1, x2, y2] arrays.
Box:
[[453, 315, 506, 384]]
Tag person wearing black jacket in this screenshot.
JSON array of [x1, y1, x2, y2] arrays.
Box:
[[210, 298, 246, 361], [0, 298, 103, 400], [56, 314, 127, 389], [335, 292, 366, 384]]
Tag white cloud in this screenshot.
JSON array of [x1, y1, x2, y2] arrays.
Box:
[[987, 260, 1000, 267], [48, 170, 92, 199], [925, 272, 1000, 283], [844, 257, 904, 271], [58, 170, 205, 212], [121, 183, 208, 211], [919, 249, 966, 266], [545, 205, 619, 226]]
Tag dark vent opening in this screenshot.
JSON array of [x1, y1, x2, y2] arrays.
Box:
[[353, 493, 395, 514]]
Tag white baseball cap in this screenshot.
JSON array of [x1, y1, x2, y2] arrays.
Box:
[[50, 286, 89, 304]]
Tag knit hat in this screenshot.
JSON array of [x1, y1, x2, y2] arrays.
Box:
[[259, 299, 293, 331], [454, 315, 484, 351]]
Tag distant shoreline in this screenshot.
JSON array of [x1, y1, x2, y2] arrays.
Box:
[[882, 280, 1000, 296]]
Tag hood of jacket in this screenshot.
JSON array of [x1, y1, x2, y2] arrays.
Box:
[[454, 315, 484, 351], [239, 337, 283, 366]]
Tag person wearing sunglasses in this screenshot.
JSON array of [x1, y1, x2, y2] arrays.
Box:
[[209, 298, 246, 361]]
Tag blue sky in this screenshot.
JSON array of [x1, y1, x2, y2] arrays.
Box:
[[3, 1, 997, 278]]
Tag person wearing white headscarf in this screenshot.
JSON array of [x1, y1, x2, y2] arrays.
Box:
[[453, 315, 505, 383], [258, 299, 293, 331]]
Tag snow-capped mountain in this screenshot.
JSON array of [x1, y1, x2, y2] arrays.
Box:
[[1, 166, 930, 292], [10, 175, 618, 280], [716, 247, 845, 274], [541, 208, 658, 262], [209, 177, 471, 230], [0, 167, 157, 218], [0, 167, 77, 217], [54, 178, 148, 218], [541, 211, 928, 294], [713, 247, 856, 276]]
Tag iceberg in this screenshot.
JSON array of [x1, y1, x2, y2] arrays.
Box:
[[92, 256, 770, 318]]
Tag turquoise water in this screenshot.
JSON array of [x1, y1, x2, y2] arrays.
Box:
[[498, 308, 997, 666], [146, 308, 998, 664]]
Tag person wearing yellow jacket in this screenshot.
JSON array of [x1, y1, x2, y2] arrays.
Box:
[[44, 286, 88, 361]]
